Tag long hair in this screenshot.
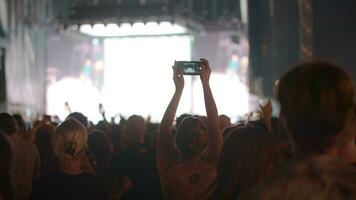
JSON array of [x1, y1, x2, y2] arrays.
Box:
[[0, 132, 15, 200], [210, 122, 279, 200], [53, 118, 88, 160]]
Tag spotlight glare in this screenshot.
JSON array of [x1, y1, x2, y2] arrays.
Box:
[[79, 24, 92, 33], [79, 21, 187, 37]]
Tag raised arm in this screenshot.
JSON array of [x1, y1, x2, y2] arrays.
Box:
[[200, 59, 222, 165], [260, 99, 273, 133], [157, 65, 184, 171]]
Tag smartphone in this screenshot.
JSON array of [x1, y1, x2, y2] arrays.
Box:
[[176, 61, 203, 75]]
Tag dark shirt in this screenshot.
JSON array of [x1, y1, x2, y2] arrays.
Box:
[[30, 171, 107, 200], [110, 143, 162, 200]]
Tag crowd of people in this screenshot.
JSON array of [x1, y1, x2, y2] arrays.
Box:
[[0, 59, 355, 200]]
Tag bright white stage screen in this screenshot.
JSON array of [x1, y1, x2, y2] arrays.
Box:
[[47, 34, 249, 123], [102, 36, 193, 121]]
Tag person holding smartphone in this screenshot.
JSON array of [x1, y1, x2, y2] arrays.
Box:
[[157, 59, 222, 200]]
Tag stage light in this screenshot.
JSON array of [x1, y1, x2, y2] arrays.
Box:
[[79, 21, 187, 37], [79, 24, 92, 33], [92, 24, 106, 36], [106, 23, 119, 31]]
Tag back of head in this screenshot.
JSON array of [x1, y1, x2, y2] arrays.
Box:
[[53, 118, 88, 160], [125, 115, 146, 145], [66, 112, 89, 129], [219, 114, 232, 130], [12, 114, 27, 132], [35, 125, 55, 157], [176, 114, 192, 128], [0, 113, 18, 136], [277, 61, 355, 154], [212, 124, 277, 200], [88, 130, 112, 165], [176, 116, 208, 159]]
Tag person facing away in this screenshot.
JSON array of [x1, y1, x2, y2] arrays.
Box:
[[88, 129, 113, 178], [210, 120, 281, 200], [30, 118, 107, 200], [239, 61, 356, 200], [0, 113, 40, 200], [0, 132, 15, 200], [219, 114, 231, 131], [157, 59, 222, 200], [34, 124, 56, 174], [110, 115, 162, 200]]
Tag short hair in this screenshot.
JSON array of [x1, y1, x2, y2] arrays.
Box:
[[277, 61, 354, 153], [53, 118, 88, 159], [0, 113, 18, 135], [66, 112, 89, 128], [176, 117, 207, 158], [125, 115, 145, 142]]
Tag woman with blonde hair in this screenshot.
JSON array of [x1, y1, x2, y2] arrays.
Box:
[[30, 118, 106, 200]]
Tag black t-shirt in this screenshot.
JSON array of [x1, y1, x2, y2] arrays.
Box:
[[110, 143, 162, 200], [30, 171, 107, 200]]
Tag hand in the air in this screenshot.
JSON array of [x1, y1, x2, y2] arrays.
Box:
[[199, 58, 211, 84], [173, 63, 184, 91]]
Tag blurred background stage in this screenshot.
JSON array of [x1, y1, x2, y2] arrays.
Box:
[[0, 0, 355, 122]]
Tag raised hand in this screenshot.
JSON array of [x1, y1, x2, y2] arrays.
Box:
[[260, 99, 273, 132], [173, 63, 184, 92], [199, 58, 211, 84], [260, 100, 272, 120]]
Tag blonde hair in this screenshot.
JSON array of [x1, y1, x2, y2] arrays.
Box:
[[53, 118, 88, 160]]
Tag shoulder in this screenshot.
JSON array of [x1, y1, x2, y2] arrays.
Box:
[[241, 156, 356, 200]]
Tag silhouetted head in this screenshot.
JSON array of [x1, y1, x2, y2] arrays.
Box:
[[12, 114, 27, 132], [219, 114, 232, 131], [277, 61, 355, 155], [66, 112, 89, 129], [125, 115, 146, 145], [35, 124, 55, 157], [0, 113, 18, 136], [176, 114, 192, 129], [88, 130, 112, 166], [176, 116, 208, 160]]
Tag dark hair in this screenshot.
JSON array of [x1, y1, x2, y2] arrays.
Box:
[[0, 132, 15, 200], [211, 123, 278, 200], [87, 130, 112, 168], [176, 114, 192, 128], [277, 61, 354, 154], [176, 117, 207, 159], [0, 113, 18, 135], [66, 112, 89, 128], [35, 124, 56, 173], [126, 115, 145, 143], [12, 114, 27, 133]]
